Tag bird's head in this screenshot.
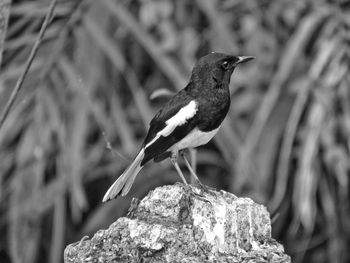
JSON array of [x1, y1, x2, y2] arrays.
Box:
[[190, 52, 254, 87]]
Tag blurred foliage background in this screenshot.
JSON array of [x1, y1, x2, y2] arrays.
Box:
[[0, 0, 349, 262]]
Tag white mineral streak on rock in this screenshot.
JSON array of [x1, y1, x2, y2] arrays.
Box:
[[192, 200, 216, 243], [232, 202, 241, 252], [191, 191, 231, 252], [128, 219, 165, 250], [248, 204, 253, 240], [128, 219, 138, 238], [248, 206, 261, 251], [212, 203, 226, 250]]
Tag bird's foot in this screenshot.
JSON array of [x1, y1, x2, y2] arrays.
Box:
[[193, 181, 217, 194], [181, 183, 212, 204]]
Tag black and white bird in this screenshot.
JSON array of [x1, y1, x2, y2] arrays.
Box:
[[102, 52, 254, 202]]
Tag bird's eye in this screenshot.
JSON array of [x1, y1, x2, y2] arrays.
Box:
[[222, 60, 229, 69]]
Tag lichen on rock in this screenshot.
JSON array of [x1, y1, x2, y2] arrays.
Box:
[[64, 183, 291, 263]]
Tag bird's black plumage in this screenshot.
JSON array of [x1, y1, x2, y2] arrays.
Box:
[[141, 89, 195, 164], [141, 53, 235, 164], [102, 52, 254, 201]]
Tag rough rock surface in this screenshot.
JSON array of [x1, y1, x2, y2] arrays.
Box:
[[64, 183, 291, 263]]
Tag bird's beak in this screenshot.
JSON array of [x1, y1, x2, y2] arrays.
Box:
[[236, 56, 255, 65]]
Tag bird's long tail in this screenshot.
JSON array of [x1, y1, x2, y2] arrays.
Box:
[[102, 149, 145, 202]]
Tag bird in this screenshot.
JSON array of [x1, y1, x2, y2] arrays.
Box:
[[102, 52, 254, 202]]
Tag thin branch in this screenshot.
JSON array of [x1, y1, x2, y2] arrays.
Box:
[[0, 0, 57, 131], [4, 24, 61, 51]]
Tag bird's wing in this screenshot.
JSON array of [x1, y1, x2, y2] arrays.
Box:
[[141, 89, 199, 165]]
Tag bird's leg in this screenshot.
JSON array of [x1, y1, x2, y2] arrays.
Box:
[[170, 151, 188, 185], [171, 151, 211, 204], [189, 148, 197, 184], [181, 150, 213, 204], [170, 151, 208, 201], [181, 149, 216, 194], [180, 149, 201, 185]]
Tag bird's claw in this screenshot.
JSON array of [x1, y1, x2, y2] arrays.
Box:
[[194, 181, 217, 194], [182, 183, 212, 204]]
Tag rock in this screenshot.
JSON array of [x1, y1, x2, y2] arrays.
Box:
[[64, 183, 291, 263]]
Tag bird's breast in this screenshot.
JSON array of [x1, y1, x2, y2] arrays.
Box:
[[196, 89, 231, 132], [169, 126, 220, 151]]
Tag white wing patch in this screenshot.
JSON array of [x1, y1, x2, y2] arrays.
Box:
[[145, 100, 198, 148]]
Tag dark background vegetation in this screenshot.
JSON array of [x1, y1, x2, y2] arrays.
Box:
[[0, 0, 349, 262]]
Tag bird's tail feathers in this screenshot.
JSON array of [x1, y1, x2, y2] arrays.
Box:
[[102, 149, 145, 202]]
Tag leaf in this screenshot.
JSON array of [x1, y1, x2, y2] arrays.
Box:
[[0, 0, 11, 68]]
